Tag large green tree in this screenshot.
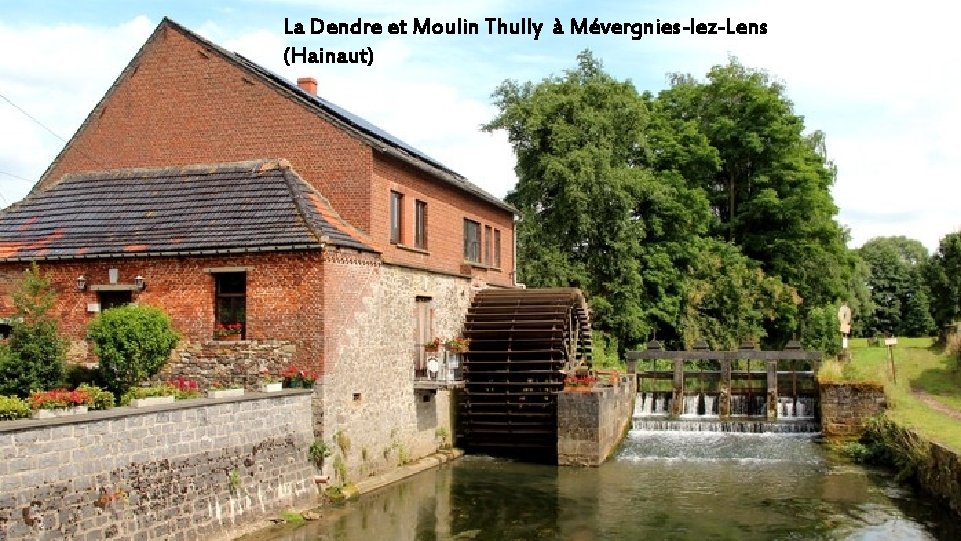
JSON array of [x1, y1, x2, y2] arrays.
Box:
[[925, 231, 961, 333], [486, 52, 801, 351], [657, 60, 851, 311], [859, 236, 935, 337]]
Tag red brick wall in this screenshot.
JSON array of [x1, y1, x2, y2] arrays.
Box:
[[0, 251, 325, 371], [39, 25, 375, 235], [372, 154, 515, 286], [36, 22, 516, 285]]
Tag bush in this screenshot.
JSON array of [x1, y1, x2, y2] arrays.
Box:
[[119, 384, 176, 406], [0, 264, 67, 397], [0, 395, 31, 421], [802, 303, 842, 357], [87, 304, 179, 396], [77, 384, 115, 410], [65, 363, 107, 389]]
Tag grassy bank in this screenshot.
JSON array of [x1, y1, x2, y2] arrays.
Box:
[[823, 337, 961, 453]]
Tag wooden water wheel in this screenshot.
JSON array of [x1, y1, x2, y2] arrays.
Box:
[[458, 287, 592, 461]]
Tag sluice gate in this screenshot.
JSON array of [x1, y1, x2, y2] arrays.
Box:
[[458, 288, 592, 460]]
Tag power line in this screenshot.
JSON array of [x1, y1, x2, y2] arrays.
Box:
[[0, 90, 107, 171]]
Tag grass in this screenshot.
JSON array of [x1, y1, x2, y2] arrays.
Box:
[[834, 336, 961, 453]]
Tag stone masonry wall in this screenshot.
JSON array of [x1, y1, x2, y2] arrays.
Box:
[[557, 375, 637, 466], [318, 259, 469, 482], [877, 421, 961, 517], [819, 382, 887, 438], [153, 339, 297, 390], [0, 392, 316, 540]]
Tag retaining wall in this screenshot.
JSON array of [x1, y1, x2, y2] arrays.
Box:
[[0, 391, 317, 540], [819, 381, 887, 438], [557, 376, 636, 466]]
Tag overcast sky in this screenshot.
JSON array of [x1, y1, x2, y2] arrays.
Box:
[[1, 1, 958, 252]]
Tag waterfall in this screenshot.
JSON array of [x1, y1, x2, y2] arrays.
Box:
[[635, 392, 672, 416], [630, 419, 820, 433], [633, 392, 820, 433]]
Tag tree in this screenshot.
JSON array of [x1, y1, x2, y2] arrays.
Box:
[[87, 304, 179, 395], [0, 263, 67, 397], [859, 236, 935, 337], [925, 231, 961, 333], [485, 51, 801, 352], [656, 59, 851, 312]]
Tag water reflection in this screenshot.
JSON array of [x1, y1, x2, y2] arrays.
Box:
[[258, 434, 958, 541]]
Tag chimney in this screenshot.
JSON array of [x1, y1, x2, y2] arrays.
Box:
[[297, 77, 317, 96]]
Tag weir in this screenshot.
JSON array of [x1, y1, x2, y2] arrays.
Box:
[[626, 340, 821, 433]]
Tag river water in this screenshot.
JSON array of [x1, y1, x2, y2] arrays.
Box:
[[257, 430, 957, 540]]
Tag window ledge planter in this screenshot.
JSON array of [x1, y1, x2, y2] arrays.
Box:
[[207, 388, 245, 399], [32, 405, 88, 419], [260, 382, 282, 393], [128, 396, 175, 408]]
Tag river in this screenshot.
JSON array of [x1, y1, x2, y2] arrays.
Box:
[[254, 430, 957, 540]]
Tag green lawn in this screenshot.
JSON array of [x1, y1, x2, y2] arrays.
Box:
[[830, 337, 961, 452]]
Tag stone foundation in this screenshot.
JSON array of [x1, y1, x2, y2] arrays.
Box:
[[819, 381, 886, 438], [0, 391, 317, 540], [557, 376, 636, 466]]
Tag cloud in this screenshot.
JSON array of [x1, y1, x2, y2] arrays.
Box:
[[0, 16, 154, 202]]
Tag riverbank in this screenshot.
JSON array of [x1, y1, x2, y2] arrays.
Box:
[[832, 337, 961, 515], [231, 449, 463, 541]]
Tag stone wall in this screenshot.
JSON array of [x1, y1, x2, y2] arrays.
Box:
[[819, 382, 887, 438], [0, 391, 317, 540], [318, 260, 468, 482], [154, 339, 297, 390], [557, 376, 636, 466]]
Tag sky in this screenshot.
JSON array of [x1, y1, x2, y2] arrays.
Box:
[[0, 0, 958, 252]]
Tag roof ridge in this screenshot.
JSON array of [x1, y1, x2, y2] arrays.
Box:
[[278, 163, 377, 252], [56, 159, 281, 183]]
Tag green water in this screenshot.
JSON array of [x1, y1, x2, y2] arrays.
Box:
[[261, 431, 957, 540]]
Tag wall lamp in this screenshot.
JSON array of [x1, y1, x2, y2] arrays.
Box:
[[76, 275, 86, 292], [134, 275, 146, 291]]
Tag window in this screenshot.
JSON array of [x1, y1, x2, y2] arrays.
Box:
[[215, 272, 246, 338], [390, 191, 403, 245], [484, 225, 492, 265], [415, 200, 428, 249], [493, 229, 502, 268], [415, 296, 433, 376], [98, 290, 132, 310], [463, 219, 480, 263]]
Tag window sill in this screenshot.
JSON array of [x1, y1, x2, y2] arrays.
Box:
[[464, 261, 490, 270], [396, 243, 430, 255]]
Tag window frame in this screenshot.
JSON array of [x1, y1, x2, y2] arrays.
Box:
[[463, 219, 481, 263], [215, 271, 246, 339], [390, 191, 404, 245], [415, 200, 428, 250], [484, 225, 492, 265], [493, 228, 502, 269]]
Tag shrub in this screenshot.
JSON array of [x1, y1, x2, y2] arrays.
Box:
[[802, 303, 842, 357], [0, 395, 31, 421], [87, 304, 179, 396], [77, 384, 115, 410], [947, 328, 961, 370], [65, 363, 107, 389], [0, 263, 67, 397], [119, 384, 176, 406]]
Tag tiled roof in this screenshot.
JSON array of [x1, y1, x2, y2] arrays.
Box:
[[0, 159, 375, 261], [164, 18, 517, 215]]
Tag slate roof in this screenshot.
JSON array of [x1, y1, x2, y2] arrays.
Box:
[[0, 159, 375, 261]]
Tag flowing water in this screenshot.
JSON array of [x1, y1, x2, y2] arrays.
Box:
[[253, 426, 957, 541]]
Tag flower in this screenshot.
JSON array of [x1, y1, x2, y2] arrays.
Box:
[[258, 369, 279, 384], [214, 322, 243, 338], [29, 388, 91, 410], [444, 336, 470, 353], [424, 337, 442, 352]]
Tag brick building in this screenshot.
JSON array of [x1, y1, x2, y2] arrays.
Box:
[[0, 18, 515, 476]]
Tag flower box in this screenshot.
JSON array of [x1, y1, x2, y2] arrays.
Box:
[[260, 382, 282, 393], [128, 396, 175, 408], [207, 388, 245, 399], [32, 405, 88, 419]]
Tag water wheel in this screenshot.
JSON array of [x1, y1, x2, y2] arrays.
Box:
[[458, 287, 592, 461]]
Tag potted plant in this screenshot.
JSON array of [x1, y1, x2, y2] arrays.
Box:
[[213, 322, 243, 341], [29, 388, 92, 419], [207, 380, 245, 399], [121, 385, 177, 408], [424, 337, 442, 353], [259, 370, 282, 392], [444, 336, 470, 353], [283, 366, 319, 388]]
